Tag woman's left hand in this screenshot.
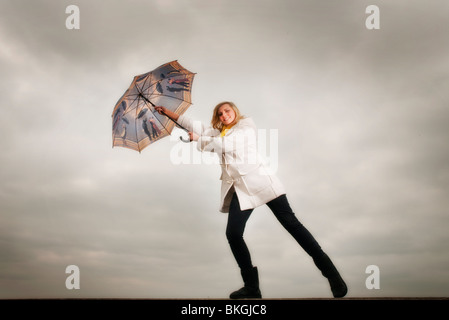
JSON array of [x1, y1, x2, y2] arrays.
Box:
[[189, 132, 199, 141]]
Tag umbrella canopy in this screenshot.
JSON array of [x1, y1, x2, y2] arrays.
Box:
[[112, 60, 195, 152]]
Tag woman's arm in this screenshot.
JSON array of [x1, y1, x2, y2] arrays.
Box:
[[198, 124, 256, 154], [154, 106, 179, 121], [155, 106, 205, 139]]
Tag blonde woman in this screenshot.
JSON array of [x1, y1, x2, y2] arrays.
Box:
[[155, 102, 347, 299]]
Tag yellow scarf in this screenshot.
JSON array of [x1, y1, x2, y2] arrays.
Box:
[[220, 124, 235, 137]]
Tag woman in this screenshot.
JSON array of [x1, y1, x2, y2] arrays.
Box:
[[155, 102, 348, 299]]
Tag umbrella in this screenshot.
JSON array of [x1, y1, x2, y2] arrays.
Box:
[[112, 60, 195, 152]]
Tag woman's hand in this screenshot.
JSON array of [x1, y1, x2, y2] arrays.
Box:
[[154, 106, 166, 115], [154, 106, 179, 121], [189, 132, 199, 142]]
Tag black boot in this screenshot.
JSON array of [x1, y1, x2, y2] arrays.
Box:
[[230, 266, 262, 299], [313, 253, 348, 298]]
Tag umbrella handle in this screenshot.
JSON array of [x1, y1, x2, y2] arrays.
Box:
[[179, 136, 191, 143]]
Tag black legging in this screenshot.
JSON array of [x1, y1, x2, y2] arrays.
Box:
[[226, 192, 325, 270]]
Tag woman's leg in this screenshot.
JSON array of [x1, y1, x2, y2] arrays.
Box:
[[266, 194, 348, 298], [226, 192, 254, 270], [266, 194, 324, 257], [225, 192, 261, 299]]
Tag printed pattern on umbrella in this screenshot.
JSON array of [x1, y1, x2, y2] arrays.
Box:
[[112, 60, 195, 152]]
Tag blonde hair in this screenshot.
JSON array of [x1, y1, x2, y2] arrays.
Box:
[[211, 101, 244, 131]]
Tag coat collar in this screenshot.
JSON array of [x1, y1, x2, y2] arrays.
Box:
[[222, 117, 254, 135]]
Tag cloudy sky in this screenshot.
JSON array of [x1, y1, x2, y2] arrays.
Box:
[[1, 0, 448, 299]]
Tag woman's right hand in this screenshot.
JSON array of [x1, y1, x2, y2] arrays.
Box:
[[154, 106, 166, 115]]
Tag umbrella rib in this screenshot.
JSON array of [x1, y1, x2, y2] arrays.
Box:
[[123, 92, 143, 115], [141, 99, 171, 133], [147, 92, 191, 105], [142, 96, 190, 135], [135, 71, 194, 107], [113, 63, 195, 152], [140, 83, 190, 105], [135, 87, 189, 133], [138, 71, 193, 98], [139, 73, 154, 96], [135, 95, 141, 152], [141, 73, 152, 91]]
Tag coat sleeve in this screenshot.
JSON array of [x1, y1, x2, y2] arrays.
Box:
[[197, 120, 256, 154], [178, 115, 206, 136]]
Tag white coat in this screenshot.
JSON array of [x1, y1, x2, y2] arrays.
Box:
[[178, 115, 286, 213]]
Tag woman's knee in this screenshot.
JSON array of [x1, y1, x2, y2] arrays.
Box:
[[226, 228, 244, 242]]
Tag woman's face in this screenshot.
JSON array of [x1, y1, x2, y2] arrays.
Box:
[[218, 104, 236, 126]]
